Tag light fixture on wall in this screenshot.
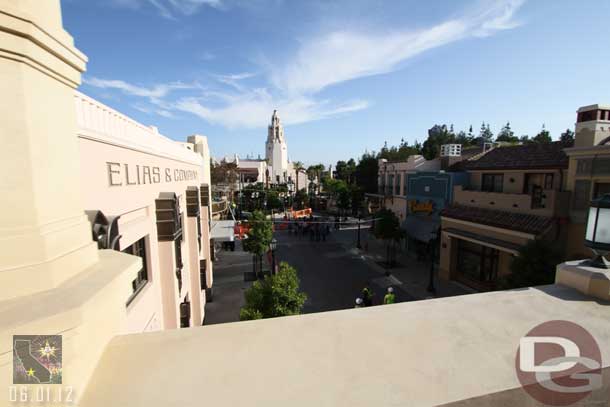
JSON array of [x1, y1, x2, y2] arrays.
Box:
[[584, 194, 610, 268]]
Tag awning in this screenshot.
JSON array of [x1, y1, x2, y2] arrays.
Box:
[[444, 227, 522, 255], [402, 216, 439, 243], [210, 220, 235, 242]]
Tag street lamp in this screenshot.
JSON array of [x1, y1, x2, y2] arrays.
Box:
[[427, 232, 438, 294], [356, 212, 362, 249], [584, 194, 610, 268], [270, 238, 278, 274]]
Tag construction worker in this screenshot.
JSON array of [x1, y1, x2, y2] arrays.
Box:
[[362, 285, 373, 307], [354, 298, 364, 308], [383, 287, 396, 305]]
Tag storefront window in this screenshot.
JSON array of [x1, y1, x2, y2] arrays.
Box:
[[123, 237, 149, 304], [175, 238, 183, 291], [456, 239, 499, 289], [481, 174, 503, 193]]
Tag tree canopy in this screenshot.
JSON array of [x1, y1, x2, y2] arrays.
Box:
[[240, 262, 307, 320], [242, 210, 273, 257], [498, 239, 563, 289]]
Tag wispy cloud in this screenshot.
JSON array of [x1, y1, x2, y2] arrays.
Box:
[[214, 72, 256, 91], [112, 0, 223, 19], [89, 0, 526, 129], [174, 89, 369, 128], [83, 77, 198, 101], [271, 0, 526, 94]]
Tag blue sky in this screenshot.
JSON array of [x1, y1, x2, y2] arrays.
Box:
[[62, 0, 610, 166]]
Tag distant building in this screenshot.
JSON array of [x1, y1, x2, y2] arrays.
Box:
[[440, 142, 570, 291], [565, 104, 610, 258]]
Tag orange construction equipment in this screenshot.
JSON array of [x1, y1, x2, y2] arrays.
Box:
[[290, 208, 312, 219]]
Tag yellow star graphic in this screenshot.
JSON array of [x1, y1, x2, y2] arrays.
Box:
[[26, 368, 35, 377]]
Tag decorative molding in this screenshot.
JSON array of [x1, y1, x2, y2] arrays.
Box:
[[200, 183, 210, 206], [155, 193, 183, 242], [186, 186, 200, 217]]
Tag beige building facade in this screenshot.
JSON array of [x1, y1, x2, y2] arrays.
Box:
[[439, 142, 570, 290], [75, 92, 214, 332]]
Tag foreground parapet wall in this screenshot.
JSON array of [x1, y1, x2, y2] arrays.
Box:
[[81, 281, 610, 407]]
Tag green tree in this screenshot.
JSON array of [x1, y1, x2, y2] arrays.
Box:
[[373, 208, 403, 266], [479, 122, 494, 143], [292, 161, 305, 191], [496, 121, 518, 143], [242, 210, 273, 275], [266, 190, 283, 211], [293, 188, 308, 210], [422, 124, 455, 160], [240, 262, 307, 320], [533, 124, 552, 143], [354, 152, 378, 194], [560, 128, 575, 146], [498, 240, 563, 289]]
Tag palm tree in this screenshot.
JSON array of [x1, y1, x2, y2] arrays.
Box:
[[293, 161, 304, 192]]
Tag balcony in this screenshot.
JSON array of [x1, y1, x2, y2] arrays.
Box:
[[80, 263, 610, 407], [453, 185, 570, 217]]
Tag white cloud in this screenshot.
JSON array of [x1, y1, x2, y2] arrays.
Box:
[[214, 72, 256, 91], [93, 0, 526, 129], [112, 0, 223, 18], [271, 0, 526, 94], [83, 77, 198, 100], [174, 89, 369, 128]]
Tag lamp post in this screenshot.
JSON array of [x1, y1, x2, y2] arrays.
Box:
[[584, 194, 610, 268], [356, 212, 362, 249], [270, 238, 278, 274], [427, 232, 438, 294]]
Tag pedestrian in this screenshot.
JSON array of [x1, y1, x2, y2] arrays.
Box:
[[362, 285, 373, 307], [354, 298, 364, 308], [383, 287, 396, 305]]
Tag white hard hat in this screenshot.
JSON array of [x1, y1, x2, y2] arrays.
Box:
[[387, 287, 394, 293], [355, 298, 363, 305]]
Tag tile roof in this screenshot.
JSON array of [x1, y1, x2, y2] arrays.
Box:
[[441, 205, 554, 235], [463, 142, 569, 170]]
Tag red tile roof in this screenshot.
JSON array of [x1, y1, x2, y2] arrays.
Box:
[[441, 205, 554, 235], [463, 142, 568, 171]]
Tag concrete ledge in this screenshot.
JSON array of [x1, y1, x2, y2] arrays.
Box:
[[556, 260, 610, 301]]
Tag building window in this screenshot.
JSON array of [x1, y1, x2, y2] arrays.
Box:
[[576, 159, 592, 176], [577, 110, 597, 123], [175, 238, 183, 292], [388, 174, 394, 195], [594, 182, 610, 199], [544, 174, 554, 190], [123, 237, 149, 305], [481, 174, 503, 193], [593, 158, 610, 176], [456, 239, 499, 289], [572, 180, 591, 211]]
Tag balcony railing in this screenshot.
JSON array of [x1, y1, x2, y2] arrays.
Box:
[[453, 185, 570, 217]]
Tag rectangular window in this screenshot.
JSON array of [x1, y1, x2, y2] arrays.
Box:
[[481, 173, 503, 193], [594, 182, 610, 199], [592, 158, 610, 176], [388, 174, 394, 195], [544, 174, 554, 190], [576, 159, 592, 176], [123, 237, 149, 304], [456, 239, 499, 289], [572, 180, 591, 211]]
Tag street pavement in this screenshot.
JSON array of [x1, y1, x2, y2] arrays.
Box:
[[275, 227, 415, 313], [203, 240, 253, 325], [205, 217, 471, 324]]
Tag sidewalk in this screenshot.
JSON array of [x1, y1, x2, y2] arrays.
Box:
[[330, 228, 474, 300]]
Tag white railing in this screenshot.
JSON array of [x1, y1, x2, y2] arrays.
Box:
[[74, 91, 201, 164]]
